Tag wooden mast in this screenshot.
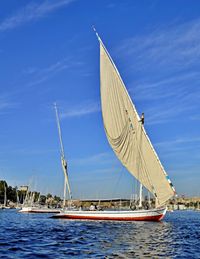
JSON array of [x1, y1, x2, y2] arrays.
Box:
[[54, 103, 72, 208]]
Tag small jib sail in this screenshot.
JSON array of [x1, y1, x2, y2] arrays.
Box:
[[95, 31, 175, 207]]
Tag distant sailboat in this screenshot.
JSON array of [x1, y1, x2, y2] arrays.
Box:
[[19, 104, 71, 214], [15, 189, 22, 210], [52, 30, 176, 221], [19, 186, 60, 214]]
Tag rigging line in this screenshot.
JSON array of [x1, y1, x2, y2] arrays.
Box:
[[129, 124, 138, 196], [110, 166, 124, 200], [135, 123, 141, 186], [139, 126, 174, 203], [125, 124, 136, 191], [137, 123, 148, 186], [135, 126, 156, 199], [138, 151, 153, 192], [136, 124, 173, 205], [135, 122, 154, 195], [140, 122, 173, 189], [140, 127, 175, 195], [106, 121, 138, 199], [123, 122, 137, 198], [107, 118, 136, 196]]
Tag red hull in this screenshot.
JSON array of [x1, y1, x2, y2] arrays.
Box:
[[52, 213, 164, 221]]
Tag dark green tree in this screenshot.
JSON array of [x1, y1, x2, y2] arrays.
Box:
[[0, 180, 7, 204], [7, 186, 17, 202]]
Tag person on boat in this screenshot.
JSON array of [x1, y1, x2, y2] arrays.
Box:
[[139, 113, 144, 125], [89, 203, 96, 211], [97, 205, 102, 211], [144, 200, 150, 210], [130, 202, 136, 210]]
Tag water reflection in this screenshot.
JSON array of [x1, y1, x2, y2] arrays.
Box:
[[101, 221, 175, 257]]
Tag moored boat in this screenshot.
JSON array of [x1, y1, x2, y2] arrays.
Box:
[[19, 206, 60, 213], [52, 207, 166, 221]]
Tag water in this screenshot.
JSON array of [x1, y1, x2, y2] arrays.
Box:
[[0, 210, 200, 258]]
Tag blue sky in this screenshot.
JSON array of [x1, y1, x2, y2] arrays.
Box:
[[0, 0, 200, 199]]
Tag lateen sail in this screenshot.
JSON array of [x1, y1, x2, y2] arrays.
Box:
[[99, 39, 175, 207]]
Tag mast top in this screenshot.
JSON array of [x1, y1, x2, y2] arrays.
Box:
[[92, 25, 102, 44]]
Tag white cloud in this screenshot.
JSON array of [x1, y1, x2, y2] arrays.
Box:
[[70, 152, 116, 167], [22, 58, 84, 88], [154, 136, 200, 165], [61, 101, 100, 118], [26, 59, 70, 87], [156, 136, 200, 148], [0, 96, 18, 113], [144, 102, 194, 125], [0, 147, 56, 156], [0, 0, 75, 32], [117, 19, 200, 72], [131, 72, 200, 101], [190, 114, 200, 121], [114, 20, 200, 125]]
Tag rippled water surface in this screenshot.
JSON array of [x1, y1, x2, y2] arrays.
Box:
[[0, 210, 200, 258]]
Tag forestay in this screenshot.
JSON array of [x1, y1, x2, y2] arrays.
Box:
[[99, 39, 175, 207]]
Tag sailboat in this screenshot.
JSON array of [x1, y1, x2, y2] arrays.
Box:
[[52, 30, 176, 221], [19, 187, 60, 213]]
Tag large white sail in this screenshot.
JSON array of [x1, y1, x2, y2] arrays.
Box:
[[99, 39, 175, 207]]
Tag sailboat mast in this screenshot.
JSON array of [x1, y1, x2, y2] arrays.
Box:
[[54, 103, 72, 207], [16, 189, 19, 207]]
